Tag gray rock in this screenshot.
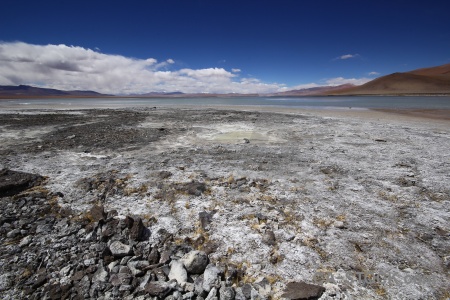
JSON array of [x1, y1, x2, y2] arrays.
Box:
[[119, 284, 133, 291], [203, 264, 222, 292], [281, 281, 325, 300], [153, 267, 168, 282], [181, 250, 209, 274], [0, 273, 13, 291], [89, 205, 107, 222], [127, 260, 149, 276], [234, 287, 247, 300], [130, 217, 147, 241], [144, 281, 172, 297], [169, 260, 188, 284], [241, 284, 253, 299], [205, 287, 218, 300], [110, 273, 132, 286], [199, 211, 214, 230], [109, 241, 132, 257], [254, 277, 271, 298], [148, 247, 160, 264], [92, 264, 108, 283], [183, 291, 195, 299], [194, 274, 205, 295], [262, 230, 276, 246], [159, 171, 173, 179], [7, 228, 21, 238], [219, 286, 235, 300]]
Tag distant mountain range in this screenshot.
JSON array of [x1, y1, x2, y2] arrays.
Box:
[[0, 85, 108, 98], [1, 63, 449, 98]]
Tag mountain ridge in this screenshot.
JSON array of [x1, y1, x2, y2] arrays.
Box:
[[326, 63, 450, 95]]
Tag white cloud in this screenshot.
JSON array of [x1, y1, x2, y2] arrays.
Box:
[[325, 77, 371, 86], [231, 68, 241, 73], [368, 71, 380, 76], [289, 83, 320, 90], [336, 54, 359, 60], [0, 42, 286, 94]]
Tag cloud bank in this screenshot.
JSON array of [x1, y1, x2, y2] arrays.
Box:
[[0, 42, 371, 94], [0, 42, 285, 94]]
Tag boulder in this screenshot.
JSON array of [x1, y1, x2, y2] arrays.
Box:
[[0, 169, 44, 197], [281, 281, 325, 300], [181, 250, 209, 274]]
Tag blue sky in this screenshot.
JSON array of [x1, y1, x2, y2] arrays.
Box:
[[1, 0, 449, 94]]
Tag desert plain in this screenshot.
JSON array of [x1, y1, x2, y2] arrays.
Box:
[[0, 105, 449, 299]]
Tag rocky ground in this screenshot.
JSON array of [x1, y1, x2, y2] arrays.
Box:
[[0, 107, 449, 299]]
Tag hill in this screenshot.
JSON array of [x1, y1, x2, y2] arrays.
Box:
[[272, 84, 355, 96], [327, 63, 450, 95], [0, 85, 108, 98]]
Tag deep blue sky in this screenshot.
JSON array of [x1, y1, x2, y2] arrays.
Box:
[[1, 0, 449, 93]]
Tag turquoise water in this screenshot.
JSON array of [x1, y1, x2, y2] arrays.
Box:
[[1, 96, 450, 110]]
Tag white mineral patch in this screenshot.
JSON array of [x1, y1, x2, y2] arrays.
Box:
[[1, 107, 449, 299]]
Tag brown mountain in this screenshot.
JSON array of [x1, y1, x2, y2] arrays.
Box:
[[327, 63, 450, 95], [272, 84, 355, 96]]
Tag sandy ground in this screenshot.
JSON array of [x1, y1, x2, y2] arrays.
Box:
[[1, 106, 449, 299]]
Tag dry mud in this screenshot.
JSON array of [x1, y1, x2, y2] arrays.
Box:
[[1, 107, 449, 299]]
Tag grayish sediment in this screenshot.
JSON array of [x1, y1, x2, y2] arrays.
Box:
[[0, 107, 449, 299]]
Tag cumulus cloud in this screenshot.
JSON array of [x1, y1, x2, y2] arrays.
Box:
[[0, 42, 284, 94], [231, 68, 241, 73], [325, 77, 371, 86], [368, 71, 380, 76], [335, 54, 359, 60]]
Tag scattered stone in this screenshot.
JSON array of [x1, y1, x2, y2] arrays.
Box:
[[129, 217, 147, 241], [145, 281, 172, 297], [199, 211, 215, 230], [0, 274, 13, 291], [180, 181, 206, 196], [205, 287, 218, 300], [110, 273, 132, 286], [109, 241, 132, 257], [92, 264, 108, 283], [262, 230, 276, 246], [219, 286, 236, 300], [203, 264, 222, 292], [127, 260, 149, 276], [169, 260, 188, 284], [159, 171, 173, 179], [148, 247, 160, 264], [254, 277, 271, 298], [181, 250, 209, 274], [89, 205, 107, 222], [281, 281, 325, 300], [334, 221, 346, 229]]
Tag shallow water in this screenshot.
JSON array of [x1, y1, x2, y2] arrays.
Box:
[[1, 95, 450, 110]]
